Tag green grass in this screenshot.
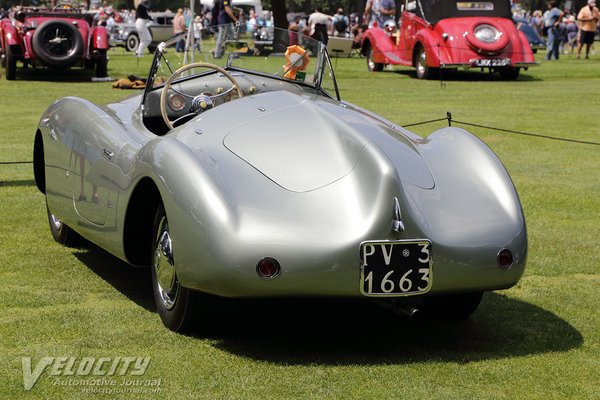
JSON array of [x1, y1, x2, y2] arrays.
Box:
[[1, 49, 599, 399]]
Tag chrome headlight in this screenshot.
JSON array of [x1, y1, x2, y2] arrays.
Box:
[[474, 24, 501, 43]]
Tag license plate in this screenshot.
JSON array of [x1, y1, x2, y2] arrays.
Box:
[[360, 240, 432, 296], [470, 58, 511, 67]]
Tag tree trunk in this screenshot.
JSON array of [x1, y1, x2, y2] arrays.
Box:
[[271, 0, 288, 52]]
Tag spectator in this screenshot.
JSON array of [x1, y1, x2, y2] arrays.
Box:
[[531, 10, 544, 36], [351, 24, 366, 51], [288, 20, 299, 45], [135, 0, 153, 57], [332, 8, 350, 37], [544, 0, 564, 60], [308, 7, 331, 45], [193, 15, 203, 50], [363, 0, 396, 28], [565, 15, 578, 54], [576, 0, 600, 59], [173, 8, 186, 52], [209, 0, 219, 31], [212, 0, 238, 59]]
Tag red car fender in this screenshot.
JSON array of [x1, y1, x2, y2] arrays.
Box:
[[91, 25, 109, 50], [414, 29, 441, 68], [515, 30, 535, 63], [361, 27, 396, 64], [1, 22, 22, 47]]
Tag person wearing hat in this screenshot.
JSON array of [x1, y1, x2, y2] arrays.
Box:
[[565, 15, 579, 54], [193, 15, 203, 51], [576, 0, 599, 59]]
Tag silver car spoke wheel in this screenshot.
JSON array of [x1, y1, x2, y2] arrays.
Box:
[[153, 216, 178, 310]]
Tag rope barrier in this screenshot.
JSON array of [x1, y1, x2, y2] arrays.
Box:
[[451, 119, 600, 147], [401, 112, 600, 147]]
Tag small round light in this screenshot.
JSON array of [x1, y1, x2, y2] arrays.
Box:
[[474, 24, 500, 43], [256, 257, 281, 279], [497, 249, 514, 269]]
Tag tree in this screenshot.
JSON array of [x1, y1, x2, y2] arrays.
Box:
[[271, 0, 288, 51]]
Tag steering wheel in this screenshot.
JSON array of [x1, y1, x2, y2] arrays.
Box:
[[160, 62, 244, 131]]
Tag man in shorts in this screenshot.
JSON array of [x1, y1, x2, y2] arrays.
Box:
[[577, 0, 599, 59]]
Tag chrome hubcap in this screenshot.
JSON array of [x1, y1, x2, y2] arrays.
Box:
[[417, 50, 426, 74], [368, 50, 375, 70], [50, 213, 63, 231], [153, 217, 178, 310]]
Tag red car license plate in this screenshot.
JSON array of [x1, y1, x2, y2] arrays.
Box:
[[471, 58, 511, 67], [360, 240, 432, 296]]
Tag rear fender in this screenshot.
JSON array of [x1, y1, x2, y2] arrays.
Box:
[[91, 26, 109, 50], [2, 23, 22, 47], [129, 137, 237, 284], [414, 31, 440, 67], [407, 127, 527, 290], [516, 30, 535, 62]]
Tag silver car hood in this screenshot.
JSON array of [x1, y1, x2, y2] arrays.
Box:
[[218, 91, 434, 192]]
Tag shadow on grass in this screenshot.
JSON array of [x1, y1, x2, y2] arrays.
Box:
[[73, 247, 155, 312], [0, 179, 36, 187], [10, 67, 99, 83], [75, 246, 583, 365], [202, 295, 582, 365], [393, 69, 542, 82]]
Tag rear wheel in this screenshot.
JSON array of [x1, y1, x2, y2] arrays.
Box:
[[422, 292, 483, 319], [46, 202, 82, 246], [125, 34, 139, 52], [414, 45, 437, 79], [366, 44, 383, 72], [5, 45, 17, 80], [151, 203, 199, 332]]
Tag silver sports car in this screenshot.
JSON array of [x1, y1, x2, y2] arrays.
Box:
[[34, 25, 527, 332]]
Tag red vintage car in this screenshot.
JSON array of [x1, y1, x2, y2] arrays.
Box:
[[361, 0, 537, 80], [0, 7, 109, 80]]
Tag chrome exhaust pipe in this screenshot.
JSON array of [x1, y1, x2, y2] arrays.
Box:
[[392, 300, 421, 320]]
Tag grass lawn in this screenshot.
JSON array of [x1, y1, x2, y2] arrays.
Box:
[[0, 48, 599, 399]]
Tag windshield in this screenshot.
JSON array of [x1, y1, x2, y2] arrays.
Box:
[[145, 24, 337, 96]]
